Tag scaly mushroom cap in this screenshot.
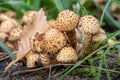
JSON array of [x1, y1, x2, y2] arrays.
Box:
[[22, 11, 36, 24], [8, 27, 22, 41], [0, 20, 15, 33], [42, 28, 67, 54], [92, 33, 107, 42], [0, 32, 8, 41], [55, 10, 79, 31], [56, 47, 78, 63], [79, 15, 100, 34]]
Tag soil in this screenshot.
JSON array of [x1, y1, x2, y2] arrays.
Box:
[[0, 51, 120, 80]]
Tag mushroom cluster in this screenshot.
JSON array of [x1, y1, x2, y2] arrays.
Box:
[[3, 9, 108, 72], [0, 11, 22, 51], [26, 10, 79, 68], [25, 10, 107, 68], [28, 28, 78, 67]]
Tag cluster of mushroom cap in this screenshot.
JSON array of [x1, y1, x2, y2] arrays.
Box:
[[27, 10, 107, 68], [0, 10, 22, 51], [27, 10, 79, 68], [28, 28, 78, 67]]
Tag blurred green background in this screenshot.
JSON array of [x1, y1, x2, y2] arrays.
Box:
[[0, 0, 120, 32]]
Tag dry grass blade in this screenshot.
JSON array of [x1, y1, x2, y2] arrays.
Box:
[[9, 64, 75, 77]]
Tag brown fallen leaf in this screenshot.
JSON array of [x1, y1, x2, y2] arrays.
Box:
[[16, 8, 49, 58]]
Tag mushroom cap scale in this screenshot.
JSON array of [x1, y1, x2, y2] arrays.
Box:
[[55, 10, 79, 31]]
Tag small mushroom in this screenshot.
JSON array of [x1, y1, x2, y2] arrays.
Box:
[[56, 47, 78, 63], [92, 33, 107, 43], [29, 33, 51, 66], [8, 27, 22, 41], [0, 20, 15, 33], [79, 15, 100, 34], [22, 11, 37, 24], [40, 28, 67, 54], [55, 10, 79, 48], [4, 11, 17, 19], [55, 10, 79, 31]]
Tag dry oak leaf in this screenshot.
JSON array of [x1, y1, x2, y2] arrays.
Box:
[[16, 8, 49, 58]]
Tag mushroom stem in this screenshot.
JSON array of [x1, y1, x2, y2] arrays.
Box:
[[65, 30, 77, 49], [39, 52, 50, 66]]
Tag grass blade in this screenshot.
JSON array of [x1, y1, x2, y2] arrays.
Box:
[[103, 47, 111, 80], [100, 0, 112, 25], [52, 0, 64, 12], [58, 44, 108, 80], [0, 41, 15, 60]]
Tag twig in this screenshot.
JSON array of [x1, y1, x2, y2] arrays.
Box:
[[9, 63, 75, 76], [48, 65, 52, 80], [4, 50, 32, 73], [0, 52, 17, 62], [9, 62, 120, 77]]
